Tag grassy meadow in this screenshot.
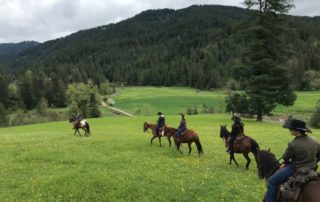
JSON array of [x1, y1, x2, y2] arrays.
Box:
[[1, 114, 320, 201], [1, 87, 320, 201], [113, 87, 320, 117]]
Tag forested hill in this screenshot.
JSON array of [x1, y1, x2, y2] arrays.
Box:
[[0, 41, 39, 63], [2, 5, 320, 90]]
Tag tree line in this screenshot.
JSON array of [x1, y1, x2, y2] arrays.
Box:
[[0, 5, 319, 91], [0, 3, 320, 124]]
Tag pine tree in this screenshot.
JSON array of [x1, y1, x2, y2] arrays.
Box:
[[242, 0, 296, 121]]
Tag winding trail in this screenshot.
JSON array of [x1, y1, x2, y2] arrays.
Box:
[[101, 101, 136, 117]]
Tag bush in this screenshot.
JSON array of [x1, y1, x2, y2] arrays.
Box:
[[36, 98, 48, 115], [7, 110, 67, 127], [187, 106, 198, 115], [309, 101, 320, 128]]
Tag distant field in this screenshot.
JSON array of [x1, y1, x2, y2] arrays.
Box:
[[1, 114, 319, 201], [112, 87, 320, 118], [112, 87, 227, 115]]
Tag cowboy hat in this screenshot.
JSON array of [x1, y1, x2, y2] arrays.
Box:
[[283, 118, 312, 133], [157, 112, 163, 115]]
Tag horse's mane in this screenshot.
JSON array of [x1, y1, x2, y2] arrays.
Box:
[[220, 125, 230, 138], [258, 150, 281, 178]]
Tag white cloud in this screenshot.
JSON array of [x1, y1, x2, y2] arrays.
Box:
[[0, 0, 318, 43]]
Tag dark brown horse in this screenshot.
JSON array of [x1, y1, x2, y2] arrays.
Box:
[[219, 125, 259, 169], [69, 116, 90, 136], [143, 122, 168, 147], [256, 150, 320, 202], [164, 127, 203, 156]]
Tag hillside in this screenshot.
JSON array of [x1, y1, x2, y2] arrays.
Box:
[[1, 5, 319, 90], [0, 41, 39, 63]]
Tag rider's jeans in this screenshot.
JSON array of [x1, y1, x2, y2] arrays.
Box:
[[265, 165, 295, 202]]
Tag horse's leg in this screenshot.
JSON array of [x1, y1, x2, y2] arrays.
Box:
[[176, 142, 182, 153], [158, 136, 162, 147], [231, 153, 239, 167], [243, 153, 251, 170], [167, 136, 171, 147], [150, 136, 157, 145], [188, 143, 192, 155]]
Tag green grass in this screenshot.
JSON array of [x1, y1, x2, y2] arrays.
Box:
[[112, 87, 320, 117], [1, 87, 320, 201], [113, 87, 227, 115], [1, 114, 319, 201]]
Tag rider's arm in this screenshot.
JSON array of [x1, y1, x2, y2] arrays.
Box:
[[282, 143, 294, 164]]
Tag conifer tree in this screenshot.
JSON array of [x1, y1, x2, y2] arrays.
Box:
[[242, 0, 297, 121]]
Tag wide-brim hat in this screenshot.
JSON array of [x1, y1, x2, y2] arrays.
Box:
[[283, 118, 312, 133], [157, 112, 163, 115], [231, 116, 241, 122], [179, 113, 185, 117]]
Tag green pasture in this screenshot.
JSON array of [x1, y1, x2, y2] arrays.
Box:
[[112, 87, 320, 117], [1, 114, 319, 201], [113, 87, 226, 115]]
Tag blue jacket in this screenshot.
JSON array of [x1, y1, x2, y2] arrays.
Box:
[[178, 118, 187, 131]]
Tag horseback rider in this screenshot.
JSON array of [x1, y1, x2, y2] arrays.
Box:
[[227, 116, 244, 153], [175, 113, 188, 142], [75, 110, 84, 127], [155, 112, 165, 137], [264, 118, 320, 202]]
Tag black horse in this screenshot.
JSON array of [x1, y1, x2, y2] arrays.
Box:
[[256, 150, 320, 202], [219, 125, 259, 169], [69, 116, 90, 136]]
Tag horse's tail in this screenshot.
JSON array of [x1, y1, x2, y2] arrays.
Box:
[[86, 122, 90, 134], [194, 137, 204, 155], [250, 138, 260, 162]]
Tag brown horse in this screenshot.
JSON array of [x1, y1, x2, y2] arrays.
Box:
[[219, 125, 259, 169], [69, 116, 90, 136], [256, 150, 320, 202], [143, 122, 168, 147], [164, 126, 203, 156]]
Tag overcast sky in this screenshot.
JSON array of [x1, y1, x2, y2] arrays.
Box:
[[0, 0, 319, 43]]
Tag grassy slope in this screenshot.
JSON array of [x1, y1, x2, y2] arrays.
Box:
[[0, 115, 319, 201]]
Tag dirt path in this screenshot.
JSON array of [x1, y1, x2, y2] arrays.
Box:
[[101, 101, 136, 117]]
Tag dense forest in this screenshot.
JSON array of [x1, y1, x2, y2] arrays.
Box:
[[0, 5, 319, 90], [0, 4, 320, 124]]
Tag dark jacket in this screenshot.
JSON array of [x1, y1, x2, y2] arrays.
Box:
[[230, 122, 244, 137], [282, 135, 320, 169], [178, 118, 187, 131], [157, 115, 165, 126], [76, 113, 83, 121]]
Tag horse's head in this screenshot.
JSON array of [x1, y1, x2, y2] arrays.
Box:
[[143, 122, 149, 132], [69, 116, 76, 123], [256, 149, 280, 180], [219, 125, 229, 139]]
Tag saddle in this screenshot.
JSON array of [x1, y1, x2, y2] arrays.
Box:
[[234, 134, 245, 144], [158, 126, 165, 136], [280, 168, 319, 201]]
